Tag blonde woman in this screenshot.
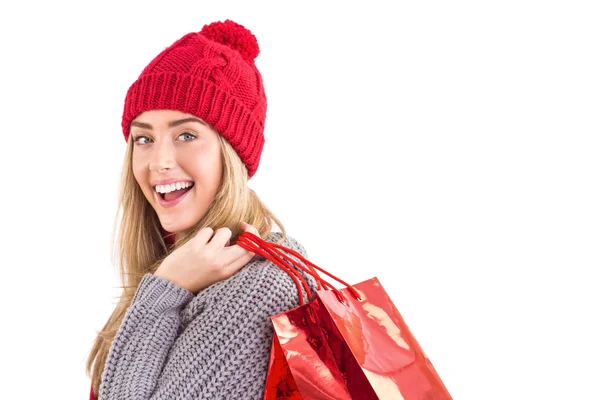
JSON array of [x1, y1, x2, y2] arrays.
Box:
[[86, 20, 316, 400]]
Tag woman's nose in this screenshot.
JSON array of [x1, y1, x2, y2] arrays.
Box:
[[149, 142, 176, 172]]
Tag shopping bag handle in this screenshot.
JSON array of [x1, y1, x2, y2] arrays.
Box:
[[266, 238, 363, 303], [236, 233, 315, 304], [237, 232, 363, 305], [237, 232, 337, 305]]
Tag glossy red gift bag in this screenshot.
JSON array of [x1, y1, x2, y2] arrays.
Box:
[[237, 232, 452, 400]]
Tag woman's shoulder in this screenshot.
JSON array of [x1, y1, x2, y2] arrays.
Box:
[[243, 231, 314, 287], [233, 231, 316, 307]]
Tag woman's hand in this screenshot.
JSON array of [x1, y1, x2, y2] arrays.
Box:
[[154, 221, 260, 294]]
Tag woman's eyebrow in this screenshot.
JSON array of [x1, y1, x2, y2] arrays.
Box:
[[168, 117, 207, 127], [130, 117, 207, 130], [131, 121, 152, 129]]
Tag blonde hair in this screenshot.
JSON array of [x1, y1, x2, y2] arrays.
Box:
[[85, 132, 286, 397]]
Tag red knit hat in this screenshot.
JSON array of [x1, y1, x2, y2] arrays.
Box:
[[121, 20, 267, 178]]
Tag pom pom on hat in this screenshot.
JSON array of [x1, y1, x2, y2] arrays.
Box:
[[200, 19, 260, 62]]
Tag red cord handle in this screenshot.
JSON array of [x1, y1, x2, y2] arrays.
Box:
[[237, 234, 312, 305], [237, 232, 363, 305]]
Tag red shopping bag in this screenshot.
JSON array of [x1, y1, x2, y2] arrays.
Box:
[[237, 232, 452, 400]]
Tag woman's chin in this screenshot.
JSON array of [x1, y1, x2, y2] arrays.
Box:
[[159, 216, 199, 234]]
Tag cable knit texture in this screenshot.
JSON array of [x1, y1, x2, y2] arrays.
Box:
[[97, 232, 317, 400], [121, 20, 267, 178]]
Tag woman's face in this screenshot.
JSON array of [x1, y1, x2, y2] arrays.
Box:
[[131, 109, 223, 233]]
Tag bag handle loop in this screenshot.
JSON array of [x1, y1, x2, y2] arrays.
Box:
[[237, 232, 363, 304], [236, 234, 312, 305]]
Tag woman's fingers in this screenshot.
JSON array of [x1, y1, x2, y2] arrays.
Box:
[[156, 224, 261, 294], [205, 227, 232, 252], [240, 221, 260, 236], [222, 249, 256, 276], [185, 222, 260, 279], [238, 221, 259, 258], [217, 222, 260, 274], [193, 227, 215, 245], [220, 239, 257, 264]]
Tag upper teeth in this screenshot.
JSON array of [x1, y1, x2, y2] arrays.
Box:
[[155, 182, 193, 194]]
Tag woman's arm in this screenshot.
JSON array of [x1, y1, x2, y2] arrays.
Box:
[[98, 273, 194, 399], [98, 235, 312, 400]]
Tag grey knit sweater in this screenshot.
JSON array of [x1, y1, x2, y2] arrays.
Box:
[[98, 232, 317, 400]]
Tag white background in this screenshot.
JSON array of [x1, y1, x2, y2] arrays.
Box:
[[0, 1, 598, 399]]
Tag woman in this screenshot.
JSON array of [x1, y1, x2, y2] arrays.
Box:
[[86, 19, 316, 399]]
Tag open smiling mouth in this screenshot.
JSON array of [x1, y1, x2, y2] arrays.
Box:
[[155, 182, 195, 203]]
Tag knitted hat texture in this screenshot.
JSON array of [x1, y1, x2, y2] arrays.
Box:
[[122, 20, 267, 178]]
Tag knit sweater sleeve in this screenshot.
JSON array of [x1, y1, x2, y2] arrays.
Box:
[[98, 273, 195, 400], [98, 234, 315, 400]]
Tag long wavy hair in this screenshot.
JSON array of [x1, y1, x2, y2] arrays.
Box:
[[85, 132, 286, 397]]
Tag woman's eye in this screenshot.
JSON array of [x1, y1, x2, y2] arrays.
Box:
[[132, 133, 195, 145], [133, 136, 151, 145], [179, 132, 197, 141]]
